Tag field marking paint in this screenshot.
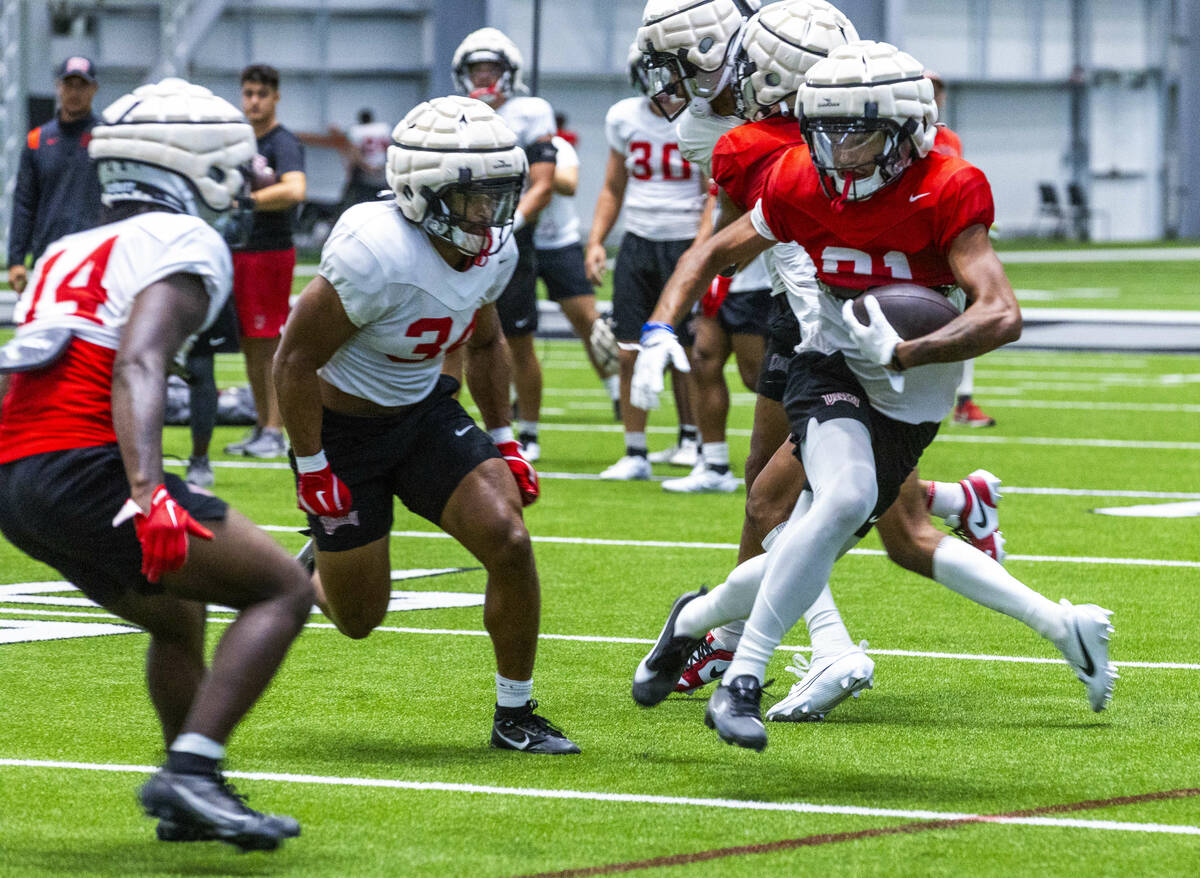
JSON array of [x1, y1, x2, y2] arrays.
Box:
[[1, 759, 1196, 842], [516, 788, 1200, 877], [1093, 501, 1200, 518]]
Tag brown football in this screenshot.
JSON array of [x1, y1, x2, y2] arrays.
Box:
[[850, 283, 960, 340]]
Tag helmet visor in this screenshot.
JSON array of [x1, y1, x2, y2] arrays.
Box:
[[429, 175, 525, 260], [806, 119, 896, 178]]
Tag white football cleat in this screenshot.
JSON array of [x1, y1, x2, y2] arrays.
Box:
[[948, 469, 1005, 563], [766, 642, 874, 722], [1054, 599, 1117, 712], [662, 466, 740, 494], [600, 454, 652, 481], [647, 438, 698, 467]]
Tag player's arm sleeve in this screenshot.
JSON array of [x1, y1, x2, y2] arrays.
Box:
[[935, 166, 994, 251], [526, 138, 557, 165], [6, 146, 37, 266], [318, 230, 386, 327]]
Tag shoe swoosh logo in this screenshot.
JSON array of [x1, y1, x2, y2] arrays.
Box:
[[172, 783, 245, 828], [973, 501, 989, 532], [495, 729, 531, 750], [909, 192, 931, 202], [454, 426, 472, 437], [1074, 624, 1095, 677]]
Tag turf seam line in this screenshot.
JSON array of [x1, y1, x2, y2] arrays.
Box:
[[512, 788, 1200, 877]]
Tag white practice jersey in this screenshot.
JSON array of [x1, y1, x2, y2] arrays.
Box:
[[534, 135, 581, 250], [317, 201, 518, 407], [605, 97, 704, 242], [496, 95, 556, 147], [15, 212, 231, 350]]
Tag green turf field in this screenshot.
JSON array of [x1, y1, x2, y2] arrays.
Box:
[[2, 253, 1200, 876]]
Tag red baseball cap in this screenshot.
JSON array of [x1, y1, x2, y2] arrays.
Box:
[[56, 56, 97, 83]]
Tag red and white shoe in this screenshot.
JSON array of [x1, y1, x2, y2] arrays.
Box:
[[953, 399, 996, 427], [949, 469, 1006, 563], [675, 632, 734, 694]]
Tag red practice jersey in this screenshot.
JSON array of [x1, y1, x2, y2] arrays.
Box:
[[711, 115, 805, 212], [756, 149, 994, 291], [932, 124, 963, 158]]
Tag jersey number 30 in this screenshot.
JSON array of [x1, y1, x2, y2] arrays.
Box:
[[629, 141, 691, 181], [22, 236, 118, 325]]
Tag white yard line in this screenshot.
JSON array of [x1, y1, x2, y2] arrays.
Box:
[[0, 758, 1196, 836]]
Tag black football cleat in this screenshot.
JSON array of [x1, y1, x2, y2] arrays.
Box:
[[140, 768, 300, 852], [631, 587, 707, 707], [491, 700, 581, 754]]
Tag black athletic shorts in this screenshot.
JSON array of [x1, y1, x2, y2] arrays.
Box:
[[756, 295, 802, 401], [296, 375, 502, 552], [536, 242, 592, 302], [611, 232, 695, 345], [496, 226, 539, 337], [0, 444, 228, 606], [783, 350, 939, 536], [194, 298, 241, 354], [717, 287, 771, 337]]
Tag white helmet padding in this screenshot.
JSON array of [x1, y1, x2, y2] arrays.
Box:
[[452, 27, 526, 106], [732, 0, 857, 121], [637, 0, 762, 117], [89, 78, 255, 235], [386, 96, 528, 263], [798, 40, 937, 203]]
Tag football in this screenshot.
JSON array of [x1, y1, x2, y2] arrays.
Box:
[[850, 283, 960, 340]]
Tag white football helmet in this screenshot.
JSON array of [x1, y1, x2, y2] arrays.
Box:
[[452, 27, 525, 107], [798, 40, 938, 202], [386, 96, 527, 264], [637, 0, 762, 119], [731, 0, 857, 121], [88, 78, 256, 241]]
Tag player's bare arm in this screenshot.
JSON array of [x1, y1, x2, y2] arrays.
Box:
[[112, 273, 209, 509], [517, 137, 555, 223], [464, 302, 514, 431], [649, 211, 773, 326], [553, 159, 578, 197], [252, 170, 307, 211], [585, 148, 629, 285], [273, 274, 358, 457], [893, 223, 1022, 369]]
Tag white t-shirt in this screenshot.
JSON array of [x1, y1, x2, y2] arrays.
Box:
[[317, 201, 518, 407], [534, 135, 581, 250], [604, 97, 704, 242], [16, 211, 231, 350]]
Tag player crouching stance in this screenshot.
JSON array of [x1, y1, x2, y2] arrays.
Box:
[[274, 96, 579, 754], [0, 79, 312, 849]]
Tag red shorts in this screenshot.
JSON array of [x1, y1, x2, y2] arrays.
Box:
[[232, 247, 296, 338]]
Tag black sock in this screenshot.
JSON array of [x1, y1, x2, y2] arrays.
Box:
[[626, 446, 647, 458], [166, 750, 220, 776], [709, 464, 730, 475], [679, 426, 698, 443]]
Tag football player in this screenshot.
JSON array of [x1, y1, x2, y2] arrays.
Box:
[[637, 0, 776, 494], [0, 79, 311, 849], [452, 27, 556, 462], [635, 0, 1015, 719], [632, 42, 1116, 751], [586, 43, 706, 480], [274, 96, 579, 755]]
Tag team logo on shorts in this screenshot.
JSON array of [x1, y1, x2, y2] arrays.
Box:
[[822, 391, 861, 408], [319, 510, 360, 534]]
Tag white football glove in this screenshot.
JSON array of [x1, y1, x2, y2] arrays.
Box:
[[841, 296, 905, 392], [630, 322, 690, 411]]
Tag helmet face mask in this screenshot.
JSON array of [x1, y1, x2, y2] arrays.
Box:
[[452, 28, 525, 107], [643, 52, 693, 120], [422, 175, 525, 262], [802, 116, 915, 202]]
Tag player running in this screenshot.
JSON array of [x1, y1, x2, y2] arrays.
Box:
[[0, 79, 312, 849], [274, 96, 579, 755]]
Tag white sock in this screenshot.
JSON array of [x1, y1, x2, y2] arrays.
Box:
[[495, 673, 533, 708], [931, 537, 1067, 642], [710, 620, 744, 648], [957, 358, 976, 397], [624, 431, 647, 454], [675, 553, 768, 638], [803, 584, 855, 661], [701, 441, 730, 470], [928, 481, 967, 522], [605, 374, 620, 400], [170, 733, 225, 761], [724, 419, 877, 684]]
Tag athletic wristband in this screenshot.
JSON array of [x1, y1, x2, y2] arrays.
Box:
[[295, 449, 329, 474], [641, 321, 674, 337], [488, 426, 515, 444]]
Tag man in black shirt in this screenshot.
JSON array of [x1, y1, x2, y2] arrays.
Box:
[[6, 57, 102, 293], [224, 64, 307, 459]]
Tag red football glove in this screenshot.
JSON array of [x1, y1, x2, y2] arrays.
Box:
[[132, 485, 214, 583], [297, 465, 353, 517], [701, 274, 731, 318], [496, 440, 539, 506]]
